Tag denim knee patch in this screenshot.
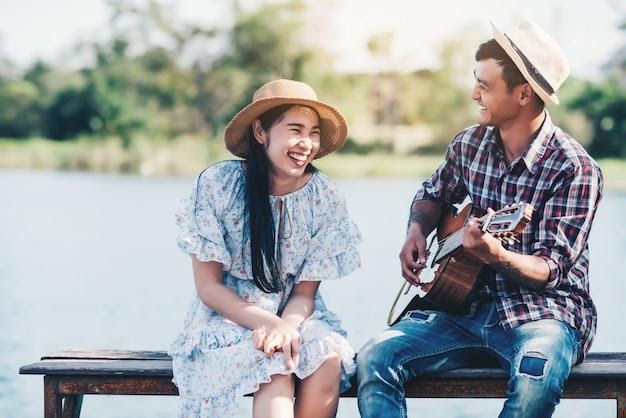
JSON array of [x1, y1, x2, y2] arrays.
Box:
[[517, 351, 547, 379], [404, 310, 436, 323]]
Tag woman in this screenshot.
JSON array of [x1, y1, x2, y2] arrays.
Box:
[[169, 79, 362, 418]]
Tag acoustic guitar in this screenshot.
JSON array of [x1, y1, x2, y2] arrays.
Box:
[[387, 201, 533, 326]]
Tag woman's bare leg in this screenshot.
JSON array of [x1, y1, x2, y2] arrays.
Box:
[[294, 352, 342, 418], [253, 373, 295, 418]]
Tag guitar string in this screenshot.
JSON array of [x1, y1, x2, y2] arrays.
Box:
[[430, 214, 515, 258], [430, 209, 516, 248], [434, 219, 519, 261]]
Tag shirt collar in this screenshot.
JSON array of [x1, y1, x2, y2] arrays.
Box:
[[484, 111, 555, 175]]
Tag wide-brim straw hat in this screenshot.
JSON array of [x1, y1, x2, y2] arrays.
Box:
[[224, 79, 348, 159], [491, 19, 569, 105]]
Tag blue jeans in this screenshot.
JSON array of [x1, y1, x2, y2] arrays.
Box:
[[357, 300, 581, 418]]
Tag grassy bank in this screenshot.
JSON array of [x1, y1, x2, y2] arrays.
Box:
[[1, 137, 625, 191]]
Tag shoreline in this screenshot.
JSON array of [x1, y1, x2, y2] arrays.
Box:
[[1, 137, 625, 191]]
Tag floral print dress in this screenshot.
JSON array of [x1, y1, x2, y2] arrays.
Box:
[[168, 160, 362, 417]]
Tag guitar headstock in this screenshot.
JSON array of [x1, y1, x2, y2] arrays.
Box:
[[482, 202, 533, 240]]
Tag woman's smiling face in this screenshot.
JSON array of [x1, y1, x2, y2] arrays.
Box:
[[253, 105, 321, 181]]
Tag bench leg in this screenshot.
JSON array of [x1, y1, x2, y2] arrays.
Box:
[[62, 395, 83, 418], [44, 376, 62, 418]]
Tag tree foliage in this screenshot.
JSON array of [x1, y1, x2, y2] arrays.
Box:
[[568, 78, 626, 158], [0, 0, 623, 160]]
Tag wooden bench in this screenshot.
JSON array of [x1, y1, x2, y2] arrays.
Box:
[[20, 349, 626, 418]]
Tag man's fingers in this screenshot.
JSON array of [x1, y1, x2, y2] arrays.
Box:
[[415, 239, 427, 265], [401, 260, 419, 283], [400, 246, 421, 270]]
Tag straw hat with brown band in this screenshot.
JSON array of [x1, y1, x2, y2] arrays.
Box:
[[491, 19, 569, 105], [224, 79, 348, 159]]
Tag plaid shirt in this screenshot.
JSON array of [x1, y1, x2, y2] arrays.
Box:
[[412, 112, 603, 360]]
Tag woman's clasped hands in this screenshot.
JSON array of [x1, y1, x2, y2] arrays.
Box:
[[252, 319, 300, 371]]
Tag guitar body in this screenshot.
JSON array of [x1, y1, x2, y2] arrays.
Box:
[[422, 203, 483, 312], [388, 203, 482, 325], [387, 201, 532, 326]]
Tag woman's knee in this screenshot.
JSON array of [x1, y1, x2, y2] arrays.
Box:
[[258, 373, 295, 397], [322, 351, 342, 373], [309, 352, 342, 392]]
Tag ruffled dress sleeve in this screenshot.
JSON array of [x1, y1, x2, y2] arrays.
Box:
[[295, 177, 362, 283], [175, 163, 235, 269]]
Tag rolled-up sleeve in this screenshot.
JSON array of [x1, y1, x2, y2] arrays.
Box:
[[532, 161, 603, 289]]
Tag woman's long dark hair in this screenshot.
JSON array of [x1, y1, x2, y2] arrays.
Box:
[[245, 104, 316, 293]]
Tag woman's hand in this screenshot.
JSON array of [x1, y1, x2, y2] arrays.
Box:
[[261, 320, 301, 370], [252, 326, 268, 350]]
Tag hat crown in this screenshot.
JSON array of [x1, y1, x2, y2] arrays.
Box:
[[491, 19, 568, 104], [252, 79, 318, 102], [505, 19, 569, 92]]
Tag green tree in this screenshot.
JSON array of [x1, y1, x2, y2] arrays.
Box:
[[567, 78, 626, 158], [43, 86, 98, 140], [0, 80, 41, 138]]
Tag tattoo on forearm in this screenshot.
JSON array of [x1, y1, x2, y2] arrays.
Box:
[[410, 206, 427, 224], [494, 260, 524, 283], [409, 200, 440, 233], [491, 256, 547, 290]]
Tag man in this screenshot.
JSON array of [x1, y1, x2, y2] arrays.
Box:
[[357, 20, 603, 418]]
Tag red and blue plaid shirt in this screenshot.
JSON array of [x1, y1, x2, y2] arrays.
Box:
[[413, 112, 603, 360]]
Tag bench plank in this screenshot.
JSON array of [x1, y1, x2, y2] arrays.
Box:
[[42, 350, 170, 361], [20, 349, 626, 418], [21, 360, 173, 377], [20, 351, 626, 379]]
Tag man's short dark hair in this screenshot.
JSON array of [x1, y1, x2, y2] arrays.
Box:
[[475, 39, 544, 107]]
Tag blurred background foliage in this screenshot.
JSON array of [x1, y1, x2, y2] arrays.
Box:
[[0, 0, 625, 176]]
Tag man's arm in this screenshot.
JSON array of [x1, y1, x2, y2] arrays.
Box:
[[409, 198, 442, 236], [401, 134, 467, 286], [464, 217, 550, 290], [400, 200, 443, 285], [464, 160, 603, 291]]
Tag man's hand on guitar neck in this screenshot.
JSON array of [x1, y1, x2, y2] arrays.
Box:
[[464, 209, 552, 291], [463, 211, 507, 264]]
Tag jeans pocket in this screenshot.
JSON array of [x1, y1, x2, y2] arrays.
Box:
[[403, 310, 436, 324]]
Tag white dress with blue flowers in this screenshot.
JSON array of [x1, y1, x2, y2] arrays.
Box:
[[168, 160, 362, 417]]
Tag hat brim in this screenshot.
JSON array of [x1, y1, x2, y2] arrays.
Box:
[[491, 21, 559, 105], [224, 97, 348, 159]]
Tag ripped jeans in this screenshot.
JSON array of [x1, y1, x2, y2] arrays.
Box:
[[357, 300, 581, 418]]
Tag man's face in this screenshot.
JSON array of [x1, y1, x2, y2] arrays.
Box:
[[471, 58, 522, 128]]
